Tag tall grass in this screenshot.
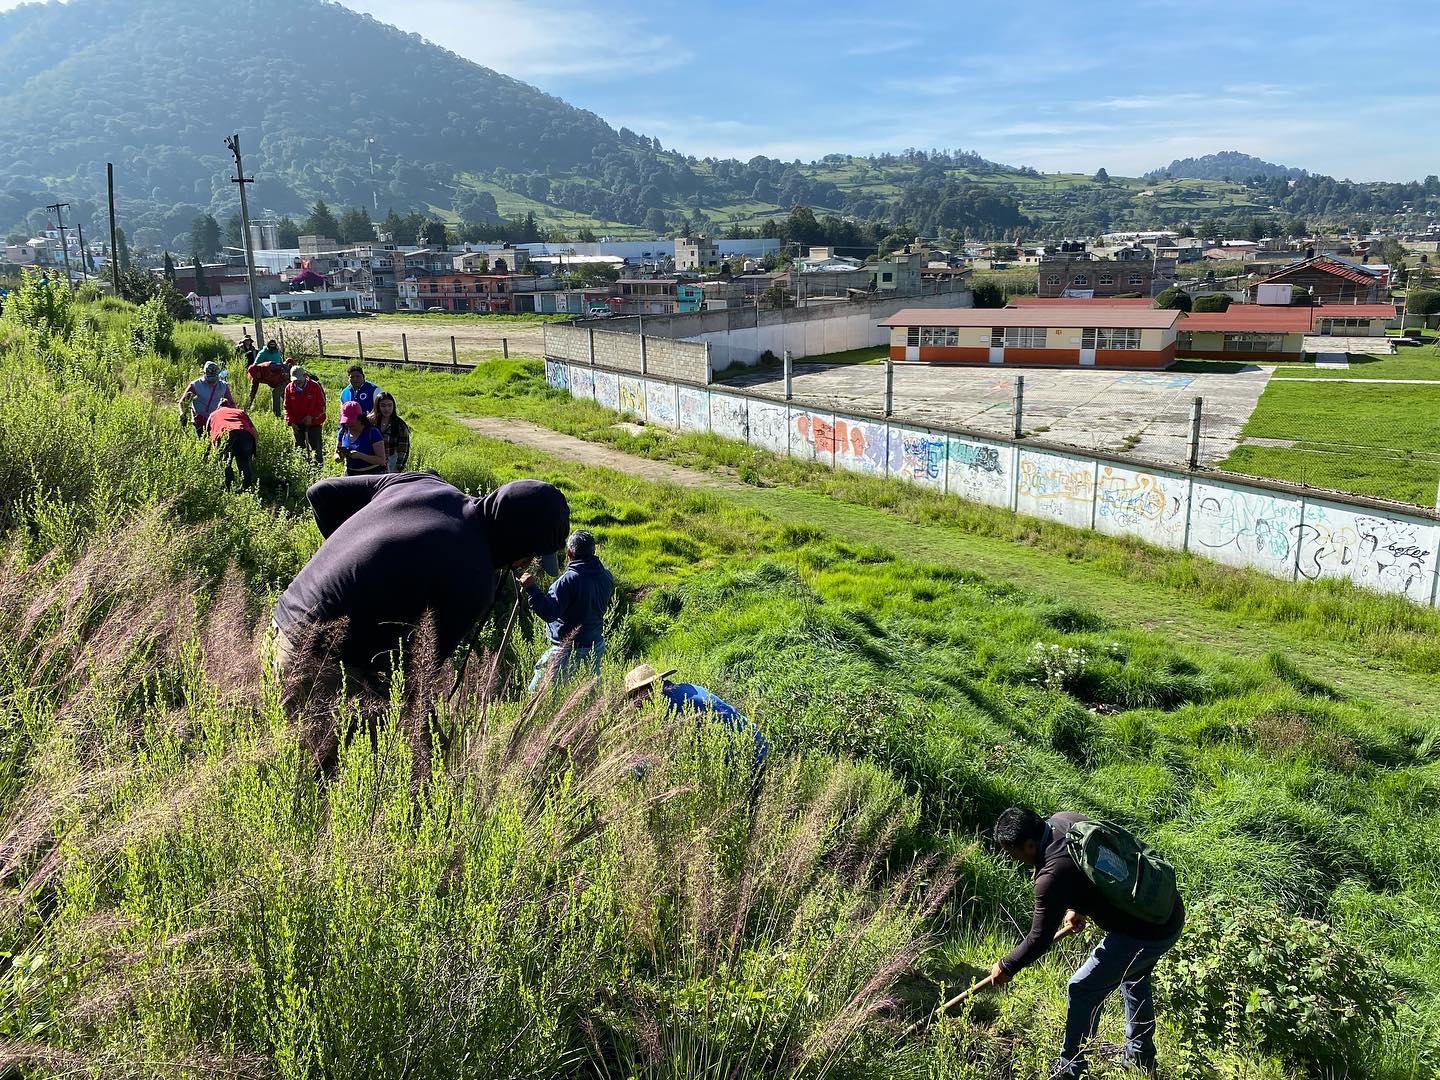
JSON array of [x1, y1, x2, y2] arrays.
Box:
[[1, 288, 1435, 1077]]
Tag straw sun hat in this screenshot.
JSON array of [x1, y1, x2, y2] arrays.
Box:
[[624, 663, 676, 696]]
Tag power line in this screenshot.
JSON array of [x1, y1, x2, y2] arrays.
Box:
[[45, 202, 72, 288]]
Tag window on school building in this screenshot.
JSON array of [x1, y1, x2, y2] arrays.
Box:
[[906, 327, 960, 347], [1047, 275, 1061, 285], [991, 326, 1048, 349], [1320, 317, 1372, 330], [1072, 275, 1088, 286], [1128, 274, 1144, 285], [1083, 327, 1142, 350], [1098, 273, 1114, 285], [1224, 334, 1284, 352]]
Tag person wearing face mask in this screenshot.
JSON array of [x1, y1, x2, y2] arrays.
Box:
[[178, 361, 234, 436]]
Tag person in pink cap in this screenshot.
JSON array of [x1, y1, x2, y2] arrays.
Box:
[[335, 399, 386, 476]]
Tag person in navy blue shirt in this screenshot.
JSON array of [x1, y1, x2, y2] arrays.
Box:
[[335, 400, 386, 475], [625, 664, 770, 774], [340, 364, 380, 416], [520, 529, 615, 692]]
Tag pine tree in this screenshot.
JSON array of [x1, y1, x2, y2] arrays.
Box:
[[190, 214, 222, 259], [115, 227, 131, 272], [162, 251, 176, 282], [303, 200, 340, 240], [191, 253, 209, 297]]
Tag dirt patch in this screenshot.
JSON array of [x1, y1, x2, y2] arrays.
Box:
[[462, 417, 747, 489], [218, 317, 548, 364]]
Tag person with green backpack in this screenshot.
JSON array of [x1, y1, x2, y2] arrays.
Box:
[[991, 807, 1185, 1079]]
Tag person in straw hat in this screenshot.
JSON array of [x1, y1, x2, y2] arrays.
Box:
[[624, 664, 769, 775]]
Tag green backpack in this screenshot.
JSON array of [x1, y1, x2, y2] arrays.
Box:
[[1064, 819, 1178, 925]]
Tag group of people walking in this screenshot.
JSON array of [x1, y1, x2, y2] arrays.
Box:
[[176, 333, 412, 491]]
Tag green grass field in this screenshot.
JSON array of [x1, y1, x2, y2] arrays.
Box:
[[1221, 378, 1440, 505], [2, 281, 1438, 1077]]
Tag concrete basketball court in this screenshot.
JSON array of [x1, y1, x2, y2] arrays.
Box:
[[726, 362, 1276, 468]]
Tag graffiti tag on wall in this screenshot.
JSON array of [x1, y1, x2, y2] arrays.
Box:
[[887, 428, 945, 487], [617, 376, 645, 419], [569, 366, 594, 400], [833, 416, 887, 474], [1016, 452, 1095, 526], [678, 386, 709, 433], [1189, 485, 1302, 573], [1292, 506, 1438, 602], [710, 395, 748, 442], [545, 360, 569, 390], [593, 370, 619, 411], [948, 437, 1009, 506], [645, 380, 677, 429], [749, 403, 788, 453]]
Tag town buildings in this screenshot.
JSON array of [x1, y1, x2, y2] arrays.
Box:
[[675, 235, 721, 271], [1036, 249, 1176, 298], [1248, 255, 1390, 304]]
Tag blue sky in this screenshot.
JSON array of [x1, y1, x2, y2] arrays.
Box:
[[341, 0, 1437, 182]]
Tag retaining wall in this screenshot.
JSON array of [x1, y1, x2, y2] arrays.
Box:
[[546, 290, 972, 376], [543, 356, 1440, 607]]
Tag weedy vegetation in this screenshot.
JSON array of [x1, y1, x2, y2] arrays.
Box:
[[0, 275, 1436, 1078]]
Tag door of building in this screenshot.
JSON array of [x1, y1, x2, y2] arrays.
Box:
[[1080, 328, 1097, 366]]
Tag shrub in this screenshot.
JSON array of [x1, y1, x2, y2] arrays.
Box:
[[131, 292, 176, 356], [0, 268, 75, 340], [1153, 286, 1192, 312], [1408, 288, 1440, 316], [1192, 293, 1232, 313], [1159, 900, 1399, 1070]]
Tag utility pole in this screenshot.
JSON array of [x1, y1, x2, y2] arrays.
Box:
[[106, 163, 121, 293], [225, 134, 265, 344], [46, 202, 72, 288], [75, 222, 89, 281]]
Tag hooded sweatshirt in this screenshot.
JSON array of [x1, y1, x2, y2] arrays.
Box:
[[273, 474, 569, 670], [524, 555, 614, 648]]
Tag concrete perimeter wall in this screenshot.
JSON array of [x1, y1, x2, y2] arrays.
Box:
[[543, 356, 1440, 608], [547, 290, 973, 375], [543, 324, 710, 383]]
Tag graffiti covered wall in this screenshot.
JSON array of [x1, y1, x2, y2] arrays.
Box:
[[1017, 450, 1096, 528], [1188, 481, 1302, 577], [947, 436, 1011, 508], [544, 358, 1440, 608], [1094, 465, 1190, 550]]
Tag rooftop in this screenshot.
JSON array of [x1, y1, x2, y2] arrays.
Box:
[[879, 307, 1182, 329], [1009, 297, 1153, 307], [1180, 303, 1395, 332]]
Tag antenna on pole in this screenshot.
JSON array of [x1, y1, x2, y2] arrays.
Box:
[[226, 134, 266, 345], [46, 202, 73, 288]]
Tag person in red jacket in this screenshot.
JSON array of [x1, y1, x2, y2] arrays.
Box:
[[206, 405, 258, 490], [283, 365, 326, 462]]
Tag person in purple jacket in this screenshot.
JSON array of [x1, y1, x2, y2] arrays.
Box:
[[990, 807, 1185, 1080], [519, 529, 614, 693]]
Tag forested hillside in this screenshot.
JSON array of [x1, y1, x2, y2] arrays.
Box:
[[1146, 151, 1308, 182], [1, 0, 1437, 251]]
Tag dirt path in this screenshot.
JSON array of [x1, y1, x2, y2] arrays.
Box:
[[461, 412, 1440, 712], [462, 417, 748, 489]]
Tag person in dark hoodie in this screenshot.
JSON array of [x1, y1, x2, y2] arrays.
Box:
[[519, 529, 614, 693], [271, 474, 569, 727]]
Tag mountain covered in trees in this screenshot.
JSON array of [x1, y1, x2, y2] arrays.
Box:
[[0, 0, 1435, 254], [1146, 151, 1308, 182]]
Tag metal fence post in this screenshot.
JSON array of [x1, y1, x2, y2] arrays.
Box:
[[640, 332, 648, 375], [588, 327, 596, 366], [1012, 376, 1024, 438], [884, 359, 894, 417], [402, 332, 409, 364], [1187, 396, 1203, 470], [450, 335, 458, 373], [316, 328, 324, 357], [704, 341, 712, 385], [502, 337, 509, 359], [357, 330, 364, 364], [783, 349, 793, 400]]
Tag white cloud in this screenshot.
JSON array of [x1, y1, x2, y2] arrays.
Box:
[[340, 0, 688, 81]]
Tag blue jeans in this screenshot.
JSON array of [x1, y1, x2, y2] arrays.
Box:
[[527, 641, 603, 694], [1052, 926, 1182, 1079]]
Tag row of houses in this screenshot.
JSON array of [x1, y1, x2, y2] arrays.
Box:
[[880, 296, 1396, 368]]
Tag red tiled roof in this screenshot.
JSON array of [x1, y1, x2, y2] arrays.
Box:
[[879, 307, 1181, 329], [1180, 307, 1315, 332], [1313, 303, 1397, 319], [1256, 256, 1377, 287], [1180, 303, 1396, 332], [1009, 296, 1153, 307]]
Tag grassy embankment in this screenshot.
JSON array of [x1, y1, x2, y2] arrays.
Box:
[[1, 284, 1437, 1077]]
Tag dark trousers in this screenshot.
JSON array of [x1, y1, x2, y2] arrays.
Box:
[[291, 423, 323, 461], [222, 430, 256, 490]]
